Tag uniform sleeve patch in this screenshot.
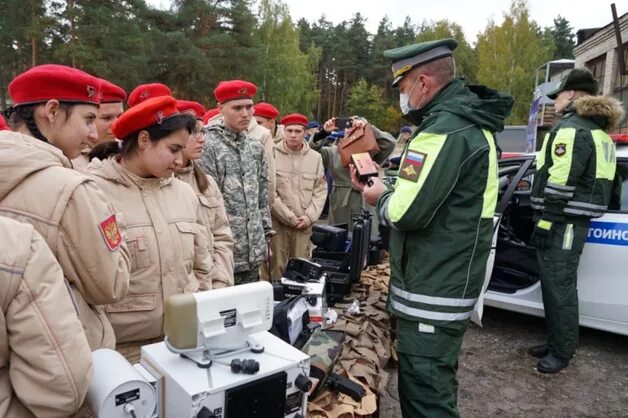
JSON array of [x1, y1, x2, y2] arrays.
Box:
[[398, 150, 427, 183], [99, 214, 122, 251], [554, 143, 567, 157]]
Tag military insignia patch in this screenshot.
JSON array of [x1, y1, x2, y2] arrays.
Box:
[[398, 150, 427, 182], [99, 214, 122, 251], [86, 85, 97, 98], [554, 143, 567, 157], [140, 90, 151, 99], [155, 111, 165, 124]]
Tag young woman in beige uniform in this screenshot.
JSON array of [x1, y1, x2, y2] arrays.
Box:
[[0, 64, 131, 351], [88, 96, 214, 362], [176, 99, 235, 288]]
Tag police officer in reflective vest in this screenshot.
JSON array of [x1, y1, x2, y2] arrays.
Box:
[[529, 68, 623, 373], [351, 38, 513, 417]]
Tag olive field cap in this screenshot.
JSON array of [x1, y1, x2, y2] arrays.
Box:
[[384, 38, 458, 86], [546, 68, 598, 100]]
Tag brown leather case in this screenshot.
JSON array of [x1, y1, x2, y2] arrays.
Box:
[[338, 124, 380, 166]]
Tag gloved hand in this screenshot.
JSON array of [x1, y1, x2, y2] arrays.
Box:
[[530, 219, 552, 249]]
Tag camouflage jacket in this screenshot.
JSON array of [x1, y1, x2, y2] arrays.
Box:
[[198, 122, 274, 273]]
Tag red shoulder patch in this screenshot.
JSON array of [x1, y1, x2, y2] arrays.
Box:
[[99, 214, 122, 251]]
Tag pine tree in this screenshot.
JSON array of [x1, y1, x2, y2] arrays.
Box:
[[550, 16, 575, 59]]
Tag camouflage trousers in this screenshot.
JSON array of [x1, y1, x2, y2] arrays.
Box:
[[234, 266, 261, 285]]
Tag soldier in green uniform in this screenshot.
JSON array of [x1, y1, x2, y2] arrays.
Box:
[[528, 68, 623, 373], [198, 80, 275, 285], [351, 39, 513, 417]]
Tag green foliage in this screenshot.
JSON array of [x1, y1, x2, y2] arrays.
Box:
[[475, 0, 554, 124], [0, 0, 576, 129]]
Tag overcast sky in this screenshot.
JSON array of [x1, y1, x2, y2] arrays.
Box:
[[147, 0, 625, 44]]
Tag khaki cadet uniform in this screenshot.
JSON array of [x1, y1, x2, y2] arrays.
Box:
[[310, 123, 396, 225], [268, 140, 327, 279], [71, 148, 90, 173], [89, 158, 213, 362], [198, 121, 275, 285], [0, 217, 93, 418], [176, 161, 235, 288], [273, 124, 285, 144], [0, 131, 131, 351]]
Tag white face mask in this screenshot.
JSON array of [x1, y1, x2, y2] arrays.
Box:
[[399, 78, 422, 115]]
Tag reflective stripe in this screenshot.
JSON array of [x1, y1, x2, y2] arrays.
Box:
[[592, 129, 616, 181], [564, 208, 603, 217], [544, 187, 573, 198], [388, 132, 448, 222], [566, 201, 607, 210], [530, 196, 544, 203], [537, 132, 550, 169], [546, 182, 576, 192], [531, 204, 545, 210], [391, 284, 477, 307], [481, 129, 498, 219], [548, 128, 576, 186], [390, 299, 472, 321], [537, 219, 552, 230]]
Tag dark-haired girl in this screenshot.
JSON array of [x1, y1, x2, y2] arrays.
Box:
[[0, 64, 131, 352], [88, 96, 213, 362], [176, 100, 234, 288]]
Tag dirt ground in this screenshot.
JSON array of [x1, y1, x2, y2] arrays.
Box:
[[379, 307, 628, 418]]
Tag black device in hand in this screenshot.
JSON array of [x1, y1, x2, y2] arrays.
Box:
[[334, 117, 352, 130]]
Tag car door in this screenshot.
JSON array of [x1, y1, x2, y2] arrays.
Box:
[[576, 156, 628, 335], [472, 157, 535, 325]]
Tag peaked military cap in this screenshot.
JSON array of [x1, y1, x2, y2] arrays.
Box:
[[546, 68, 598, 100], [384, 38, 458, 86]]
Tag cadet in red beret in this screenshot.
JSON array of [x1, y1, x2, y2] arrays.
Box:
[[198, 80, 275, 285], [87, 95, 214, 361], [127, 83, 172, 107], [253, 102, 283, 142], [265, 111, 327, 279], [0, 114, 11, 131], [176, 100, 207, 119], [73, 78, 128, 172], [0, 63, 133, 401]]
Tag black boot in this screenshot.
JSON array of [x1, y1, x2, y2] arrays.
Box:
[[537, 353, 570, 373], [528, 343, 549, 358]]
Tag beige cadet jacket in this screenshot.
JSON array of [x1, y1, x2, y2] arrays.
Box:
[[0, 131, 131, 350], [71, 148, 90, 173], [272, 140, 327, 227], [176, 161, 234, 287], [0, 217, 93, 418], [89, 158, 213, 343], [247, 118, 277, 206]]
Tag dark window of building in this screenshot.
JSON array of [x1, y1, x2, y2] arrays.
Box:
[[614, 43, 628, 92], [586, 54, 606, 90]]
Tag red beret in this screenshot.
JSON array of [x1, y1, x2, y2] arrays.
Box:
[[128, 83, 172, 107], [0, 114, 11, 131], [280, 113, 308, 127], [176, 100, 207, 119], [99, 79, 127, 103], [112, 96, 180, 139], [9, 64, 101, 106], [214, 80, 257, 103], [202, 108, 221, 124], [253, 102, 279, 119]]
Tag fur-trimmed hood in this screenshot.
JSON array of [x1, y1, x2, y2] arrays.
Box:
[[573, 95, 625, 132]]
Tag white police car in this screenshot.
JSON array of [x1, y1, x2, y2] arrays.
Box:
[[475, 136, 628, 336]]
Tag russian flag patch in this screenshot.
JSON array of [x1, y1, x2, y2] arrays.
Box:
[[399, 150, 427, 182]]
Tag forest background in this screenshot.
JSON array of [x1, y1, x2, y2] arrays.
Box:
[[0, 0, 577, 131]]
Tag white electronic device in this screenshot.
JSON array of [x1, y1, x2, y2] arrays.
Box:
[[281, 275, 327, 324], [87, 282, 311, 418]]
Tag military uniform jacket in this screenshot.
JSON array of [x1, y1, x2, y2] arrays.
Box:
[[310, 123, 396, 225], [176, 162, 235, 287], [272, 140, 327, 228], [0, 131, 131, 350], [376, 81, 513, 352], [531, 96, 623, 223], [0, 217, 93, 418], [198, 122, 274, 273], [89, 158, 213, 343]]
